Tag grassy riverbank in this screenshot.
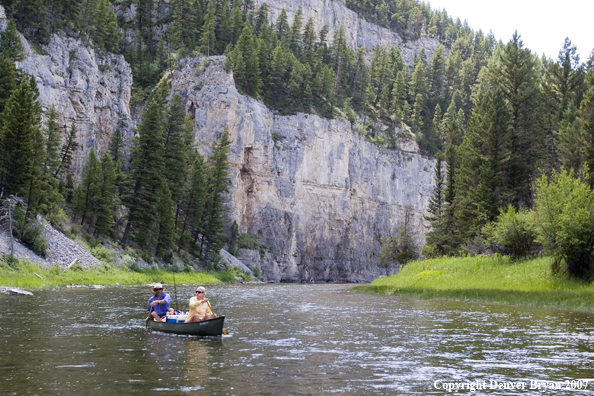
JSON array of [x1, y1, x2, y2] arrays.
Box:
[[0, 258, 237, 290], [354, 256, 594, 311]]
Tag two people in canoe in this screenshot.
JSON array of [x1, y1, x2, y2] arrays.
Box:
[[185, 286, 217, 323], [146, 283, 171, 322], [146, 284, 216, 322]]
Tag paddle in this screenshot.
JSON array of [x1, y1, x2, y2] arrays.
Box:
[[145, 287, 160, 327], [206, 299, 229, 335], [145, 305, 153, 328]]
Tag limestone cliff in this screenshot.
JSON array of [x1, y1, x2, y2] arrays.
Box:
[[170, 57, 435, 282], [17, 32, 134, 181]]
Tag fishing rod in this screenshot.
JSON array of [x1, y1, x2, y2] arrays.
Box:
[[173, 271, 179, 312]]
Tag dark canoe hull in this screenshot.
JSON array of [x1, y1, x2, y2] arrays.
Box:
[[148, 316, 225, 336]]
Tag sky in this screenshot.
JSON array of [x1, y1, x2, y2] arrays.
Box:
[[426, 0, 594, 62]]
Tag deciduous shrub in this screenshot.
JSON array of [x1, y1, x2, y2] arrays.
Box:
[[90, 245, 115, 264], [381, 224, 419, 266], [12, 206, 48, 257], [533, 170, 594, 278], [484, 205, 538, 259]]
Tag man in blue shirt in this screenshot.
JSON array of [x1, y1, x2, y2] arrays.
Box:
[[146, 283, 171, 322]]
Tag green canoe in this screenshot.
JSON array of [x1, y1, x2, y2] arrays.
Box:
[[147, 316, 225, 336]]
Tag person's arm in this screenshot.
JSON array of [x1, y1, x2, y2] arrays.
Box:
[[189, 297, 201, 308], [163, 293, 171, 310]]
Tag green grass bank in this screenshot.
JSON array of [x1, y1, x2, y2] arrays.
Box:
[[354, 256, 594, 311], [0, 259, 239, 290]]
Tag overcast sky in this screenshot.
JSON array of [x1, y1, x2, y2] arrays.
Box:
[[426, 0, 594, 63]]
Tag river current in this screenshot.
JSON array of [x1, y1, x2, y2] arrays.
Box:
[[1, 284, 593, 395]]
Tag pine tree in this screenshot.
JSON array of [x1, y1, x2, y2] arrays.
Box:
[[121, 98, 166, 249], [0, 79, 40, 198], [424, 154, 447, 256], [390, 70, 407, 120], [455, 83, 512, 240], [65, 0, 83, 29], [55, 122, 79, 179], [428, 44, 446, 108], [275, 9, 290, 45], [390, 46, 404, 76], [441, 95, 458, 131], [155, 180, 175, 258], [217, 0, 233, 54], [227, 23, 261, 97], [489, 32, 543, 207], [432, 104, 443, 145], [302, 18, 316, 65], [163, 94, 192, 213], [331, 26, 352, 104], [200, 0, 216, 56], [94, 152, 118, 237], [108, 128, 124, 165], [352, 47, 369, 111], [544, 38, 585, 127], [107, 127, 126, 194], [73, 148, 101, 226], [242, 0, 255, 15], [554, 102, 583, 173], [0, 20, 26, 62], [64, 173, 74, 203], [24, 120, 48, 217], [288, 61, 305, 112], [200, 128, 232, 263], [409, 58, 429, 106], [411, 92, 425, 131], [267, 45, 292, 111], [178, 151, 207, 254], [436, 120, 463, 254], [580, 73, 594, 188], [168, 0, 196, 51], [31, 105, 63, 218], [91, 0, 120, 53], [288, 7, 303, 58], [135, 0, 154, 55], [445, 48, 462, 94], [44, 106, 62, 177], [0, 57, 17, 115], [253, 3, 268, 34], [232, 5, 245, 43]]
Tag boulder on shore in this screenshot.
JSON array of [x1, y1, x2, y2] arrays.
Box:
[[0, 286, 33, 296]]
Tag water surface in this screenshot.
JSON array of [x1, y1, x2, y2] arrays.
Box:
[[1, 284, 593, 395]]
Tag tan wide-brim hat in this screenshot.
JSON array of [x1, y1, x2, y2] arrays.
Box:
[[151, 283, 164, 291]]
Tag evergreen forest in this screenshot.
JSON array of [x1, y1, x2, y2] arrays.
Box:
[[1, 0, 594, 277]]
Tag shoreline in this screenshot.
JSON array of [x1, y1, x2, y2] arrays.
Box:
[[353, 256, 594, 312], [0, 259, 236, 292], [0, 259, 366, 292]]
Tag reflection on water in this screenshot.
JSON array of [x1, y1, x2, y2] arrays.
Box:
[[1, 284, 594, 395]]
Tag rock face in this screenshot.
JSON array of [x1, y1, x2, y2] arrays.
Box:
[[170, 57, 435, 282], [252, 0, 441, 65], [17, 31, 134, 181]]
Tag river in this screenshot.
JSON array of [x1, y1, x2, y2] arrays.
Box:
[[1, 284, 593, 395]]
